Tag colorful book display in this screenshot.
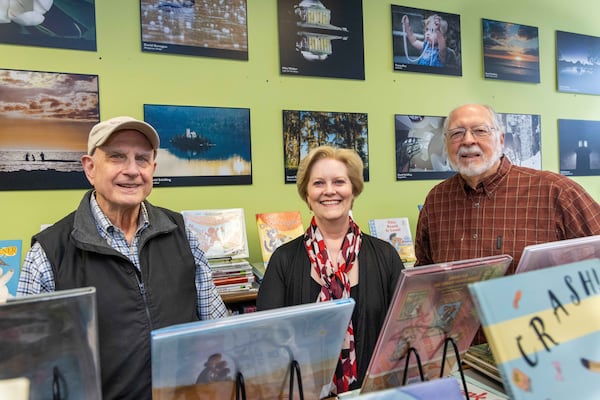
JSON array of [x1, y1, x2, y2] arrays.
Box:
[[0, 239, 22, 303], [468, 258, 600, 399], [361, 255, 512, 394], [515, 234, 600, 274], [151, 298, 355, 399], [255, 211, 304, 266], [0, 287, 101, 399], [368, 217, 416, 265], [182, 208, 255, 296]]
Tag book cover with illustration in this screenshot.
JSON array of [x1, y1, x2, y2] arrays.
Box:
[[182, 208, 249, 260], [468, 258, 600, 400], [368, 217, 416, 264], [0, 240, 22, 302], [0, 287, 101, 399], [151, 299, 355, 399], [361, 255, 512, 394], [515, 234, 600, 274], [256, 211, 304, 265]]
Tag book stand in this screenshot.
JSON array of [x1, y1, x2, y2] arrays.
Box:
[[400, 337, 469, 400], [234, 359, 305, 400]]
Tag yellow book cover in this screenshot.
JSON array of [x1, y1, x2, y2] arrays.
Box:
[[255, 211, 304, 265]]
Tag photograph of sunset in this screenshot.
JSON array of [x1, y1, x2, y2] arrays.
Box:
[[0, 68, 99, 190]]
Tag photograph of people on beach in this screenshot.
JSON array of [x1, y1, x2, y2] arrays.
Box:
[[0, 68, 99, 191]]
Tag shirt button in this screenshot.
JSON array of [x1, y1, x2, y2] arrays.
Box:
[[472, 234, 478, 239]]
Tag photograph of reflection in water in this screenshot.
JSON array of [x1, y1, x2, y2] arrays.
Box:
[[277, 0, 365, 80], [143, 104, 252, 187], [0, 68, 99, 191], [557, 31, 600, 96], [482, 19, 540, 83], [140, 0, 248, 60]]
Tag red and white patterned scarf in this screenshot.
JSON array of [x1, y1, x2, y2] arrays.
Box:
[[304, 215, 361, 394]]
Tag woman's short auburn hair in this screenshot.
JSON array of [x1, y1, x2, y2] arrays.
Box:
[[296, 145, 364, 204]]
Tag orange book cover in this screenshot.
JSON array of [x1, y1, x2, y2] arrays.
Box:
[[255, 211, 304, 265]]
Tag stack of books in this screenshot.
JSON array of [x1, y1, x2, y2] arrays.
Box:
[[182, 208, 256, 297]]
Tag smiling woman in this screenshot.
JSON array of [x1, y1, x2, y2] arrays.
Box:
[[256, 145, 404, 395]]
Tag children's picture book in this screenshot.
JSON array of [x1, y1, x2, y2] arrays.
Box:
[[368, 217, 416, 264], [151, 298, 355, 399], [256, 211, 304, 266], [515, 234, 600, 274], [0, 239, 22, 303], [361, 254, 512, 394], [182, 208, 249, 260], [0, 287, 101, 399], [468, 258, 600, 400]]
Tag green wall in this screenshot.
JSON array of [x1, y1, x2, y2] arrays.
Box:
[[1, 0, 599, 264]]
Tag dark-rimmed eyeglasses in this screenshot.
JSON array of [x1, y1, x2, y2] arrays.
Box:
[[445, 125, 495, 143]]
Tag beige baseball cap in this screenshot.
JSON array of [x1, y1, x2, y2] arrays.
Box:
[[87, 116, 160, 154]]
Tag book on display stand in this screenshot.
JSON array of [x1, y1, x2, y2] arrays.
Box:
[[151, 298, 355, 399], [0, 287, 101, 399], [468, 258, 600, 400], [360, 255, 512, 395]]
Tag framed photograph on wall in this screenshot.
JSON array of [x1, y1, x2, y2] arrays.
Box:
[[277, 0, 365, 80], [0, 68, 99, 191], [395, 115, 453, 181], [395, 112, 541, 181], [143, 104, 252, 187], [140, 0, 248, 60], [283, 110, 369, 183], [0, 0, 97, 51], [391, 5, 461, 76], [498, 112, 541, 169], [557, 31, 600, 95], [482, 19, 540, 83], [558, 119, 600, 176]]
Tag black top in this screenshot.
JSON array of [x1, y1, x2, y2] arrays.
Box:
[[256, 233, 404, 389]]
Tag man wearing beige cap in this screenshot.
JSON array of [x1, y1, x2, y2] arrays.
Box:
[[17, 116, 227, 400]]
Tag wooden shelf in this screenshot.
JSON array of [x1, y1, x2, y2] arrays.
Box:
[[221, 290, 257, 304]]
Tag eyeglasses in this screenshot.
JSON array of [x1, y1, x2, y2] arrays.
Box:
[[445, 125, 495, 143]]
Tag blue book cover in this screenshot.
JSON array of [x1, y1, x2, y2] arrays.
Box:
[[0, 239, 22, 301], [468, 258, 600, 399], [151, 298, 355, 399]]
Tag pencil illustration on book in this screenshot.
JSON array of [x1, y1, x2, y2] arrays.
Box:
[[468, 258, 600, 400], [361, 255, 512, 394]]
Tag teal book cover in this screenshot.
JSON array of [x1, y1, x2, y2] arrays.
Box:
[[0, 239, 22, 301], [468, 258, 600, 399]]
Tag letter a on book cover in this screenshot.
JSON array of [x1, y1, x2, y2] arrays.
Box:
[[468, 258, 600, 400]]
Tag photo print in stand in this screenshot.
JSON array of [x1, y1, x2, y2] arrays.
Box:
[[0, 68, 99, 191], [278, 0, 365, 80], [282, 109, 369, 183], [144, 104, 252, 187], [391, 5, 462, 76]]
